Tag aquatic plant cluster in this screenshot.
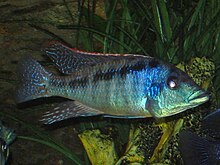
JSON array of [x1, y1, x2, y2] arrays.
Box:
[[0, 0, 219, 165]]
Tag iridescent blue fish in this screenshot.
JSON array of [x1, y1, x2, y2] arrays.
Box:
[[15, 42, 209, 124]]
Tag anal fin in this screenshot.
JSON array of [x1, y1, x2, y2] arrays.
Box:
[[40, 101, 104, 124]]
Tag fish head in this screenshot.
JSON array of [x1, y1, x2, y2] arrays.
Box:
[[146, 65, 210, 118]]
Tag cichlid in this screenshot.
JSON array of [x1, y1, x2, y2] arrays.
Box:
[[179, 109, 220, 165], [202, 108, 220, 138], [179, 130, 220, 165], [0, 122, 16, 165], [0, 139, 8, 165], [15, 42, 209, 124]]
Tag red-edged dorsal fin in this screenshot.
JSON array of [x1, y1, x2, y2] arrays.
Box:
[[42, 41, 147, 75]]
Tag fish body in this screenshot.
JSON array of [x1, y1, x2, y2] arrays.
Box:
[[15, 42, 209, 124]]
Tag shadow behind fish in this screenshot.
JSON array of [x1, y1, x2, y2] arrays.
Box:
[[15, 42, 209, 124]]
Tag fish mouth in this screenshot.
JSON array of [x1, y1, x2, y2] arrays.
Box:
[[188, 90, 210, 104]]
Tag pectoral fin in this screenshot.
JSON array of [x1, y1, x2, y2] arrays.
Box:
[[40, 101, 104, 124]]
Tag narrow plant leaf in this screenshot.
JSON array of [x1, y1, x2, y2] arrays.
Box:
[[104, 0, 118, 53], [18, 136, 83, 165], [57, 25, 131, 51]]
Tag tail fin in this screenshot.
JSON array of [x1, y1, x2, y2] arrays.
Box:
[[15, 57, 52, 103], [179, 130, 217, 165]]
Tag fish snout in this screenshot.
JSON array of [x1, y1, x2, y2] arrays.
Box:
[[188, 90, 210, 104]]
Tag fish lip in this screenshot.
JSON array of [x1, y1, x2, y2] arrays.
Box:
[[188, 90, 210, 103]]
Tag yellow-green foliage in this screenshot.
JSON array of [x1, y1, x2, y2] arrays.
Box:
[[149, 119, 183, 164], [116, 125, 145, 164], [78, 129, 118, 165], [177, 57, 215, 89]]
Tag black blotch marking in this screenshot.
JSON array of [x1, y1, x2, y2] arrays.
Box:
[[129, 61, 147, 71], [93, 69, 116, 82], [68, 78, 88, 88], [50, 79, 68, 87], [50, 77, 88, 89], [148, 59, 159, 68], [93, 61, 146, 83]]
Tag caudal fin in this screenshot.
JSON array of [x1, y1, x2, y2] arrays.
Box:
[[179, 130, 218, 165], [15, 57, 52, 103]]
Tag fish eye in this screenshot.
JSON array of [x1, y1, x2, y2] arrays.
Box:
[[167, 76, 178, 89]]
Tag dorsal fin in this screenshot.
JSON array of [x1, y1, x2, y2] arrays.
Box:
[[42, 42, 147, 74]]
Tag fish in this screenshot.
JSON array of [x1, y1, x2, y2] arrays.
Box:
[[179, 109, 220, 165], [0, 138, 8, 165], [0, 122, 16, 165], [202, 108, 220, 138], [179, 130, 220, 165], [15, 42, 209, 124]]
